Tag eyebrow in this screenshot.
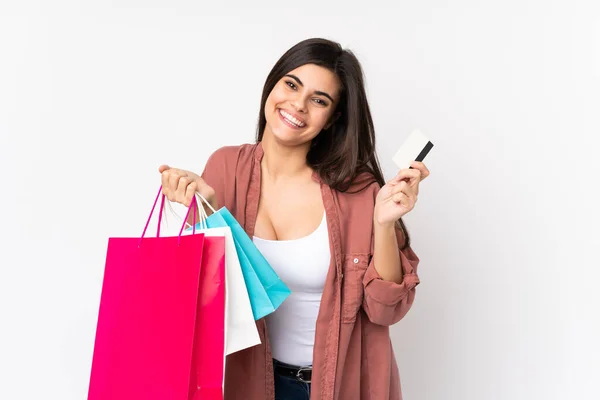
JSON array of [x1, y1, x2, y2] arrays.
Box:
[[284, 74, 335, 103]]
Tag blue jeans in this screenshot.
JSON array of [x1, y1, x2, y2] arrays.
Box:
[[274, 360, 311, 400]]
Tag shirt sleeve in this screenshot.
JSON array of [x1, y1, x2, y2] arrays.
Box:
[[200, 146, 238, 210], [361, 227, 420, 326]]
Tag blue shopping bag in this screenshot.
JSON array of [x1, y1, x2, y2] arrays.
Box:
[[189, 195, 291, 320]]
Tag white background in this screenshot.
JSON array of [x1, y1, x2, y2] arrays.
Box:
[[1, 1, 599, 399]]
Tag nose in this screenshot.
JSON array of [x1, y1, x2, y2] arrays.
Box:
[[291, 95, 308, 113]]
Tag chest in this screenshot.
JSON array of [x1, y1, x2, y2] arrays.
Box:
[[254, 175, 325, 242]]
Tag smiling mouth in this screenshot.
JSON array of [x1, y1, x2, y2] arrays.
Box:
[[278, 109, 306, 128]]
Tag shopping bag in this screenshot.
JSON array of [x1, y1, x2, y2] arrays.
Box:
[[193, 194, 291, 320], [217, 207, 291, 307], [89, 189, 209, 399], [186, 225, 261, 356], [188, 235, 226, 400]]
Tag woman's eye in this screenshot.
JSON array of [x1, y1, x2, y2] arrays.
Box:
[[285, 81, 297, 90], [313, 98, 327, 106]]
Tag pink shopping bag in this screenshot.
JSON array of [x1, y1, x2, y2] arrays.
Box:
[[88, 188, 223, 400]]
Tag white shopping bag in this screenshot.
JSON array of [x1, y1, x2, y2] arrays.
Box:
[[202, 226, 261, 355]]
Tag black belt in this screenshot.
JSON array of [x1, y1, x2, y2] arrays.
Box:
[[273, 360, 312, 383]]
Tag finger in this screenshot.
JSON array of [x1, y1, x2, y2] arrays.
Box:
[[394, 168, 422, 185], [393, 178, 419, 196], [391, 180, 408, 194], [410, 161, 430, 180], [168, 171, 182, 202], [391, 181, 417, 197], [175, 176, 190, 204], [158, 164, 170, 174], [392, 191, 412, 208], [161, 170, 171, 197], [183, 181, 198, 207]]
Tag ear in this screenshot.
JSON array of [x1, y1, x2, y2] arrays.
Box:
[[325, 112, 341, 130]]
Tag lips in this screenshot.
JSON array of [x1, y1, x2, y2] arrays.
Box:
[[278, 108, 306, 128]]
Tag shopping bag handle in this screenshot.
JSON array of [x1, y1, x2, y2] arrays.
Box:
[[138, 186, 200, 247], [195, 192, 217, 214], [181, 192, 217, 231], [193, 192, 210, 230], [191, 192, 218, 228]]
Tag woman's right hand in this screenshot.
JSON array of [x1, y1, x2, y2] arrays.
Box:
[[158, 165, 218, 212]]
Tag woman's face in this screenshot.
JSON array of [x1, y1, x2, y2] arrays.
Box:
[[264, 63, 341, 147]]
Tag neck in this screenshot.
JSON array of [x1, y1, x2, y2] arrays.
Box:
[[260, 131, 312, 182]]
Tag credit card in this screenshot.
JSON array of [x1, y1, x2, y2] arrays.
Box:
[[392, 130, 434, 169]]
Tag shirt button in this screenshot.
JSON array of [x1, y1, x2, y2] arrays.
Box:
[[353, 258, 359, 264]]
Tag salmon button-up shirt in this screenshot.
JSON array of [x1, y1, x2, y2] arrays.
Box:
[[201, 142, 420, 400]]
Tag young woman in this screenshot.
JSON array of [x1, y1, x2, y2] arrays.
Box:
[[159, 38, 429, 400]]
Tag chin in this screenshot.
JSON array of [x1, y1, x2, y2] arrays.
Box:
[[270, 127, 305, 146], [266, 123, 309, 148]]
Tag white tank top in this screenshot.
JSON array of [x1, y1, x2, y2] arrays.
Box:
[[252, 212, 330, 366]]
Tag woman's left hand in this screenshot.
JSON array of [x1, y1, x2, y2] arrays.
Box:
[[374, 161, 430, 226]]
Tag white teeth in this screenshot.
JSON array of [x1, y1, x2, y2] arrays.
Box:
[[280, 109, 305, 127]]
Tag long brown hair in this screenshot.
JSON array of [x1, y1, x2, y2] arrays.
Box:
[[256, 38, 411, 249]]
